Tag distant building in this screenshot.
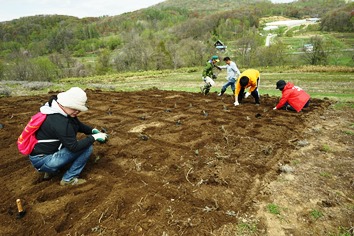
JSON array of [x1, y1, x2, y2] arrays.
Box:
[[214, 40, 227, 52], [304, 44, 313, 52]]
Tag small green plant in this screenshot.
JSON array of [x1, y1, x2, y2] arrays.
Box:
[[320, 144, 331, 152], [267, 203, 281, 215], [337, 226, 352, 236], [319, 171, 332, 178], [310, 209, 323, 220], [343, 130, 354, 136], [237, 222, 257, 234], [291, 159, 301, 166]]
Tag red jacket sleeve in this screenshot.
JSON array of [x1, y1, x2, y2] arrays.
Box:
[[276, 90, 291, 109]]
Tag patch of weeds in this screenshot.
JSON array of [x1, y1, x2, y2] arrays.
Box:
[[333, 102, 354, 110], [338, 226, 353, 236], [310, 209, 323, 220], [266, 203, 281, 215], [320, 144, 331, 152], [319, 171, 332, 178], [291, 159, 301, 166], [343, 130, 354, 136], [0, 87, 12, 97], [237, 222, 257, 234], [22, 81, 53, 90]]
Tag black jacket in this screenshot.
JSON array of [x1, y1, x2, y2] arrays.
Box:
[[31, 113, 94, 155]]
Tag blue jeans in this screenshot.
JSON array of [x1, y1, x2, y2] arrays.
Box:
[[221, 78, 236, 92], [29, 146, 93, 182]]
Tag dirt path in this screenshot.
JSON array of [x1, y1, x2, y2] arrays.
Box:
[[0, 89, 352, 235]]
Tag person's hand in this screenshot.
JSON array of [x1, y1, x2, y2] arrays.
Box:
[[92, 128, 101, 134], [234, 101, 239, 106], [212, 74, 217, 79], [245, 92, 251, 98], [273, 107, 277, 110], [92, 133, 108, 143]]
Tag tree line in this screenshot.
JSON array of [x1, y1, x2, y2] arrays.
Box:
[[0, 0, 352, 81]]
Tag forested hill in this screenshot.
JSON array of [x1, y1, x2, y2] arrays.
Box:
[[0, 0, 353, 81]]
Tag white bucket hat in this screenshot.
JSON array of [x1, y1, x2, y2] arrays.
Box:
[[57, 87, 88, 112]]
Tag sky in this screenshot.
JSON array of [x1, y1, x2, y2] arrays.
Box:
[[0, 0, 297, 23], [0, 0, 166, 22]]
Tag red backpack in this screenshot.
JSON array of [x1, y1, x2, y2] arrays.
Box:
[[17, 112, 48, 155]]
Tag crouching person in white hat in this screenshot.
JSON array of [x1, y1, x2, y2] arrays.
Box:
[[28, 87, 108, 186]]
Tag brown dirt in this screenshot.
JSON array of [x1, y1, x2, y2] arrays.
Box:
[[0, 89, 353, 236]]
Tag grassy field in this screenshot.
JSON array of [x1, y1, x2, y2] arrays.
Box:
[[1, 66, 353, 104]]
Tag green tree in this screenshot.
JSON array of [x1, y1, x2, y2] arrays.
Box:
[[96, 49, 111, 75], [31, 57, 60, 81], [304, 36, 328, 65]]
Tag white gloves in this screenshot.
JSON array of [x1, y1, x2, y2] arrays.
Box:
[[273, 107, 277, 110], [234, 101, 239, 106], [245, 92, 251, 98], [92, 133, 108, 143]]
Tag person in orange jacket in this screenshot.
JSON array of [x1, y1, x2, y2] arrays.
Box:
[[273, 80, 310, 112], [234, 69, 260, 106]]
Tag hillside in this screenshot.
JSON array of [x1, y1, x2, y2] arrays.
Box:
[[0, 0, 353, 82]]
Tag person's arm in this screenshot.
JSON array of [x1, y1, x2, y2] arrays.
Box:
[[77, 119, 94, 135], [234, 81, 241, 105], [53, 117, 95, 153], [275, 90, 291, 109]]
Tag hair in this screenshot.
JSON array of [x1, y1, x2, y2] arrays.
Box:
[[239, 76, 249, 87], [48, 95, 58, 107], [223, 56, 230, 61]]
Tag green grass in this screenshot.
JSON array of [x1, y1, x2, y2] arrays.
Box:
[[237, 222, 258, 234], [310, 209, 323, 220], [1, 66, 354, 103], [320, 144, 332, 153], [266, 203, 281, 215]]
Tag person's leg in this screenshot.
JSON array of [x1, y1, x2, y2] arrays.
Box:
[[282, 102, 296, 111], [204, 83, 211, 95], [32, 146, 93, 181], [61, 146, 93, 181], [251, 89, 260, 104], [219, 82, 230, 96], [230, 81, 235, 92]]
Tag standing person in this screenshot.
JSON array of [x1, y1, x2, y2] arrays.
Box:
[[28, 87, 108, 186], [273, 80, 310, 112], [217, 56, 241, 97], [234, 69, 260, 106], [201, 55, 221, 95]]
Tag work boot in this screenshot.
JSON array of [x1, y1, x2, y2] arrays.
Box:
[[218, 89, 225, 96], [60, 177, 86, 186]]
